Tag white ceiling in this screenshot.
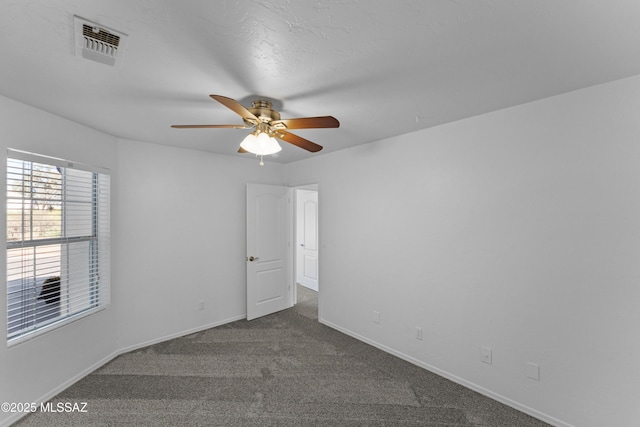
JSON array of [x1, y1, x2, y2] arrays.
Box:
[[1, 0, 640, 163]]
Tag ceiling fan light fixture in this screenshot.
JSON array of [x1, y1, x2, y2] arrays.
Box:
[[240, 131, 282, 156], [173, 94, 338, 157]]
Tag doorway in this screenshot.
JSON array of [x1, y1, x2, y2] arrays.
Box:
[[294, 185, 319, 318], [245, 183, 318, 321]]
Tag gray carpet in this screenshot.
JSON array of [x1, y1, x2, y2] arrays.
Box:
[[15, 285, 550, 426]]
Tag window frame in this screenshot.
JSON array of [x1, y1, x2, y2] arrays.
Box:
[[6, 149, 110, 346]]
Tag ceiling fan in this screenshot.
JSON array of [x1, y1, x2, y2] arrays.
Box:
[[172, 95, 339, 164]]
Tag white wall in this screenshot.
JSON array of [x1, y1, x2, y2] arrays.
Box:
[[0, 95, 286, 426], [112, 139, 285, 350], [0, 95, 119, 426], [3, 72, 640, 426], [286, 75, 640, 427]]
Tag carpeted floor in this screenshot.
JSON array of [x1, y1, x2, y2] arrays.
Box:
[[14, 285, 550, 426]]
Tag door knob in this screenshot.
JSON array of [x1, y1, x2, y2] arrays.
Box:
[[248, 256, 259, 262]]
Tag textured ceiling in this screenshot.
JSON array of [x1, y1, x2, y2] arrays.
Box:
[[1, 0, 640, 163]]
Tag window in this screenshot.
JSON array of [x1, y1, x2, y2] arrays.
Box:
[[6, 149, 110, 345]]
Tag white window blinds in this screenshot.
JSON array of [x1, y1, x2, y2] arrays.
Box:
[[6, 149, 110, 345]]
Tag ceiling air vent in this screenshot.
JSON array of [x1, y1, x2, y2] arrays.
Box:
[[74, 16, 128, 67]]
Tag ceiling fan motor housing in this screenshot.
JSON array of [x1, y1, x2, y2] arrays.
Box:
[[244, 100, 281, 127]]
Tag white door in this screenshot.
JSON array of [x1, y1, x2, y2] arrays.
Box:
[[246, 183, 292, 320], [296, 189, 319, 291]]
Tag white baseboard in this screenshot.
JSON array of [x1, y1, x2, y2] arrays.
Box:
[[116, 314, 246, 355], [0, 314, 247, 427], [319, 318, 574, 427], [1, 349, 119, 427], [2, 314, 573, 427]]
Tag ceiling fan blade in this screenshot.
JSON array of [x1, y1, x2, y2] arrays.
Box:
[[210, 95, 258, 122], [171, 124, 251, 129], [238, 146, 249, 153], [272, 116, 339, 129], [277, 131, 323, 152]]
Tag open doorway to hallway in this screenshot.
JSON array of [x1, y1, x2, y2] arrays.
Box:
[[294, 185, 319, 319], [295, 284, 318, 320]]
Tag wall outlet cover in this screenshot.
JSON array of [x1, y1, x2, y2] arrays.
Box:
[[527, 362, 540, 381], [480, 346, 492, 364], [373, 310, 381, 324]]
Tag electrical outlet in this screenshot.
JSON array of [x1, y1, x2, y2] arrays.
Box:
[[198, 300, 205, 311], [480, 346, 492, 364], [527, 362, 540, 381], [373, 310, 381, 324], [415, 327, 423, 341]]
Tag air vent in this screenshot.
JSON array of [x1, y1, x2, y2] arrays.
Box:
[[74, 16, 128, 67]]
